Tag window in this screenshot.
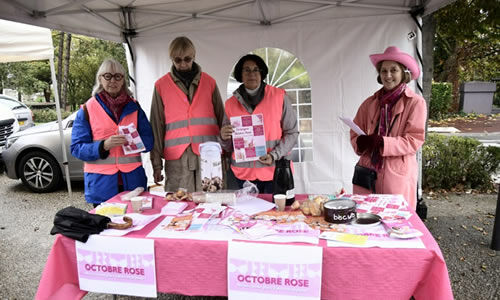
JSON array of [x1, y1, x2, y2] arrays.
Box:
[[227, 47, 312, 162]]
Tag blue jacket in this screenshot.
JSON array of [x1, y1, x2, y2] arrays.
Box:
[[71, 95, 154, 204]]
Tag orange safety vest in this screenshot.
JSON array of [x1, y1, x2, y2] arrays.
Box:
[[155, 72, 219, 160], [83, 97, 142, 175], [225, 85, 293, 181]]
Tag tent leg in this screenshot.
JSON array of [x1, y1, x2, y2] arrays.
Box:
[[491, 185, 500, 250], [49, 58, 72, 196]]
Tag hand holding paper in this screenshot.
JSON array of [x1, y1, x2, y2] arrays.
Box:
[[119, 123, 146, 155], [339, 116, 366, 135]]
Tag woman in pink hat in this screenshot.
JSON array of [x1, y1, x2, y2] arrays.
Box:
[[350, 46, 427, 210]]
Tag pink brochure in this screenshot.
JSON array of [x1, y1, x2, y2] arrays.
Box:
[[230, 114, 267, 163], [382, 218, 423, 239], [119, 123, 146, 155]]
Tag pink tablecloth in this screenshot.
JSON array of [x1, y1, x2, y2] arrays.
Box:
[[36, 194, 453, 300]]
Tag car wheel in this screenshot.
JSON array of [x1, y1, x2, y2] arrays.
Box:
[[18, 151, 62, 193]]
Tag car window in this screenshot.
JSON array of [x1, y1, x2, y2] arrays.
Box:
[[0, 97, 27, 109], [64, 112, 78, 129]]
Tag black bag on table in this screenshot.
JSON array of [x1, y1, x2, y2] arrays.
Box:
[[50, 206, 111, 242], [352, 164, 377, 192]]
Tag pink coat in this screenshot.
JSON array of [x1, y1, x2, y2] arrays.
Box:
[[350, 87, 427, 210]]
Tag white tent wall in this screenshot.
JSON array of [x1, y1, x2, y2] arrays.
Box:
[[0, 0, 446, 195], [132, 14, 417, 194]]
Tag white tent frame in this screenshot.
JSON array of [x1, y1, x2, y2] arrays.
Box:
[[0, 0, 455, 198], [0, 19, 72, 195]]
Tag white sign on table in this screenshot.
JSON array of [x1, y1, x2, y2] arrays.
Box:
[[227, 241, 323, 300], [75, 235, 156, 298]]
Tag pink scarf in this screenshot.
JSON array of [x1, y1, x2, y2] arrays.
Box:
[[371, 83, 406, 169], [98, 90, 133, 123], [378, 83, 406, 137]]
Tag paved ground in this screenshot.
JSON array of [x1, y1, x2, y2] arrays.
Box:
[[423, 192, 499, 300], [428, 113, 500, 134], [428, 114, 500, 147], [0, 173, 499, 299]]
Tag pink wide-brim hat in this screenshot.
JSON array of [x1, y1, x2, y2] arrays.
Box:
[[369, 46, 420, 80]]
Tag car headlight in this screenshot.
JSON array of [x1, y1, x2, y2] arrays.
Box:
[[5, 136, 19, 149]]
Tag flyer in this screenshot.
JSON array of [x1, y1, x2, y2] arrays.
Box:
[[230, 114, 267, 163], [119, 123, 146, 155]]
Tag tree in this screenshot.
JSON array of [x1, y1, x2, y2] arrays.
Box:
[[0, 61, 51, 101], [433, 0, 499, 111], [1, 31, 126, 108], [62, 35, 127, 110], [56, 31, 64, 99]]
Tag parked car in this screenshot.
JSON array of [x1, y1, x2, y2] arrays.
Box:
[[0, 94, 35, 130], [0, 104, 19, 153], [2, 111, 83, 192]]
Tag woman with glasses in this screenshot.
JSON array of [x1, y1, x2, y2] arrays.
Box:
[[71, 58, 153, 207], [350, 46, 426, 210], [150, 36, 225, 192], [219, 54, 299, 193]]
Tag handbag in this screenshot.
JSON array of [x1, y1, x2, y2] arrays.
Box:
[[352, 164, 377, 192]]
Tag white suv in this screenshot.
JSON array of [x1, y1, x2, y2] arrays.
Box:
[[0, 104, 19, 151], [0, 105, 19, 173], [0, 94, 35, 131]]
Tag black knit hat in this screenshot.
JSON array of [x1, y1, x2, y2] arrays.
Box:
[[233, 54, 268, 82]]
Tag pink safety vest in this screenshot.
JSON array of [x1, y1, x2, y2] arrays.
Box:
[[225, 85, 293, 181], [154, 72, 219, 160], [83, 97, 142, 175]]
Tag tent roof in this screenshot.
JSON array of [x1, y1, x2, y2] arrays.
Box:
[[0, 19, 53, 62], [0, 0, 454, 42]]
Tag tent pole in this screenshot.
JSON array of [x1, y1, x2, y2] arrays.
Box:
[[49, 57, 72, 196], [414, 13, 427, 219]]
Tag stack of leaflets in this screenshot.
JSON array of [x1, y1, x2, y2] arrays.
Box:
[[95, 203, 127, 217]]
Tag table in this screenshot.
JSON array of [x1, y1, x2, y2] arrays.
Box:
[[36, 193, 454, 300]]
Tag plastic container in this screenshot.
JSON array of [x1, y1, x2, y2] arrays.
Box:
[[199, 142, 223, 192]]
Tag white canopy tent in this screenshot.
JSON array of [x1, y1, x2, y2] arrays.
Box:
[[0, 0, 454, 194], [0, 19, 72, 195]]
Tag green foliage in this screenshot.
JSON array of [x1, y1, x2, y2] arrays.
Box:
[[0, 61, 51, 97], [1, 32, 126, 111], [434, 0, 499, 82], [422, 133, 500, 191], [52, 33, 128, 110], [429, 82, 453, 120], [34, 109, 73, 123]]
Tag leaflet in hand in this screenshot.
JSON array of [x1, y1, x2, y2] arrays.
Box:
[[230, 114, 267, 163], [339, 116, 366, 135], [119, 123, 146, 155]]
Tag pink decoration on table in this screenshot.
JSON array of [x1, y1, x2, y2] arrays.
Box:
[[36, 193, 453, 300]]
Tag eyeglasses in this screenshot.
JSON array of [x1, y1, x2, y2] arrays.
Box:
[[101, 73, 124, 81], [173, 56, 193, 64], [243, 67, 260, 74]]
